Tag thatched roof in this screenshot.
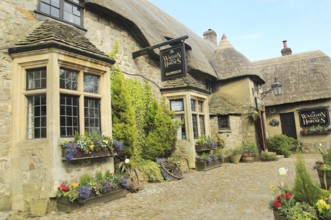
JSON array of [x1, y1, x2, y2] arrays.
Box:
[[85, 0, 217, 78], [209, 34, 264, 84], [8, 19, 114, 64], [209, 93, 250, 115], [254, 50, 331, 106]]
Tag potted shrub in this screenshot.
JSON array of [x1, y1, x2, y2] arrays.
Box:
[[228, 146, 243, 164], [241, 143, 258, 163]]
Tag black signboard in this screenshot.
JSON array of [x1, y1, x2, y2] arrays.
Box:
[[299, 108, 330, 127], [160, 44, 186, 80]]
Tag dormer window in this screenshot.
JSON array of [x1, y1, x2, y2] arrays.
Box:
[[38, 0, 84, 27]]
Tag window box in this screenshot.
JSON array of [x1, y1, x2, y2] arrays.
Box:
[[56, 188, 127, 212], [300, 127, 331, 136], [61, 148, 113, 161]]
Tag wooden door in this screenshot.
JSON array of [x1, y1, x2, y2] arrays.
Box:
[[280, 113, 297, 139]]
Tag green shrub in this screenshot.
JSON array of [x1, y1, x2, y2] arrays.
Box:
[[287, 202, 317, 220], [266, 134, 298, 157], [111, 67, 138, 158], [259, 151, 277, 161], [292, 153, 320, 205], [242, 143, 258, 156], [80, 174, 92, 186], [132, 159, 163, 182]]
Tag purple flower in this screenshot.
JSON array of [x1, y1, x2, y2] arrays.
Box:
[[64, 142, 78, 160], [78, 186, 91, 202], [206, 157, 212, 164]]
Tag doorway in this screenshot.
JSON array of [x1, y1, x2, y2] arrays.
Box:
[[280, 112, 297, 139]]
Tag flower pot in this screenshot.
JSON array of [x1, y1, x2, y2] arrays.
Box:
[[57, 188, 127, 212], [230, 154, 242, 164], [317, 168, 331, 189]]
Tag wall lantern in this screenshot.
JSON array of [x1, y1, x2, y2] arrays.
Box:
[[261, 78, 283, 99]]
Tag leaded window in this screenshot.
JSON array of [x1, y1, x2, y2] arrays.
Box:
[[192, 114, 198, 139], [27, 94, 47, 139], [60, 68, 78, 90], [39, 0, 83, 26], [60, 95, 79, 137], [84, 74, 99, 94], [27, 68, 47, 90], [218, 115, 230, 129], [170, 99, 186, 140], [84, 98, 101, 134], [191, 97, 206, 139]]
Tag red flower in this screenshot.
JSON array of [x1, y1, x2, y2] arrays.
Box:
[[274, 199, 282, 209], [286, 192, 292, 199], [58, 183, 69, 192], [277, 194, 285, 200]]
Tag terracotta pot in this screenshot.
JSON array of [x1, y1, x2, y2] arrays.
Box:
[[273, 211, 287, 220]]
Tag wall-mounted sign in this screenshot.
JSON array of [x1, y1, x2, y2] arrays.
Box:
[[160, 44, 186, 80], [299, 107, 330, 127], [255, 97, 265, 111]]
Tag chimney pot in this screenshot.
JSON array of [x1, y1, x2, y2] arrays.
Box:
[[281, 40, 292, 56], [282, 40, 288, 48], [203, 29, 217, 46]]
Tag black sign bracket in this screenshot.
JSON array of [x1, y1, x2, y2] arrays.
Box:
[[132, 35, 189, 59]]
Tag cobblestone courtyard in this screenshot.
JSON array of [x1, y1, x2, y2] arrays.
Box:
[[5, 154, 321, 220]]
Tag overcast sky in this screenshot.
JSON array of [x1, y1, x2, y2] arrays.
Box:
[[148, 0, 331, 61]]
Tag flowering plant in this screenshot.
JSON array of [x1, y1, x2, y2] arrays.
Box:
[[61, 132, 123, 160], [56, 170, 125, 203], [270, 167, 295, 217]]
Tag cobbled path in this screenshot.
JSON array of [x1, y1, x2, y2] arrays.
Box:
[[6, 154, 321, 220]]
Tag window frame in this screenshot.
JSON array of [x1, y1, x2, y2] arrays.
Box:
[[191, 97, 206, 139], [37, 0, 84, 27], [218, 115, 230, 130], [59, 67, 102, 137], [170, 99, 186, 140]]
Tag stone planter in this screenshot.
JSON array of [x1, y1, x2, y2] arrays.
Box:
[[195, 160, 222, 171], [57, 188, 127, 212], [62, 148, 113, 161], [230, 154, 242, 164], [317, 168, 331, 189]]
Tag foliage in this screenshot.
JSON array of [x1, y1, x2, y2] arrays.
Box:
[[266, 134, 299, 157], [228, 146, 243, 156], [131, 159, 163, 182], [241, 143, 258, 156], [292, 153, 320, 205], [60, 132, 122, 160], [260, 151, 277, 161], [287, 202, 317, 220], [300, 125, 331, 136], [196, 152, 224, 164], [108, 40, 119, 59], [111, 68, 138, 159], [142, 98, 177, 160], [196, 136, 216, 150], [56, 170, 124, 203], [318, 143, 331, 166], [315, 186, 331, 218], [270, 181, 295, 217]]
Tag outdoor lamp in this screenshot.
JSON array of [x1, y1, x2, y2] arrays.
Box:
[[261, 78, 283, 99]]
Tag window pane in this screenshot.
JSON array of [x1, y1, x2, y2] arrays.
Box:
[[218, 115, 229, 129], [199, 115, 206, 136], [41, 0, 51, 4], [40, 2, 50, 14], [60, 95, 79, 137], [73, 5, 80, 16], [198, 101, 203, 113], [27, 68, 47, 90], [60, 68, 78, 90], [51, 0, 60, 7], [174, 115, 186, 140], [51, 7, 60, 18], [73, 15, 81, 26], [84, 98, 101, 135], [64, 2, 72, 12], [170, 99, 184, 112], [64, 11, 73, 23], [191, 99, 196, 112], [27, 94, 47, 139], [84, 74, 99, 94], [192, 114, 198, 139]]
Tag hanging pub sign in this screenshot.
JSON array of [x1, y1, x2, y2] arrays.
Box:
[[299, 107, 330, 127], [160, 43, 186, 80]]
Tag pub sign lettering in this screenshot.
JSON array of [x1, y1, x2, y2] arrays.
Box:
[[299, 108, 330, 127], [160, 44, 186, 80]]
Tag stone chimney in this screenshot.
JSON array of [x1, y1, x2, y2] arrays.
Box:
[[203, 29, 217, 45], [281, 40, 292, 56]]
